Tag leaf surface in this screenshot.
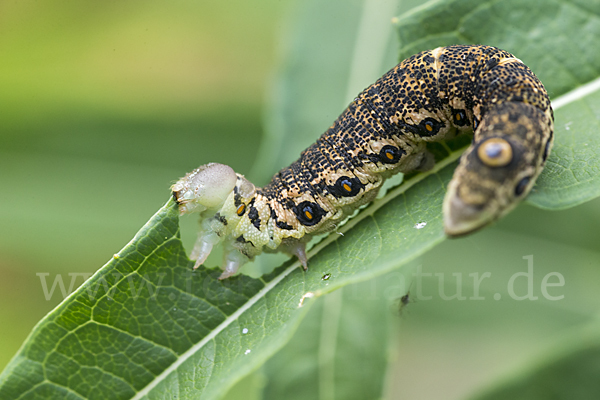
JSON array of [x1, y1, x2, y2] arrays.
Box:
[[261, 273, 400, 400], [1, 0, 600, 399], [469, 322, 600, 400], [394, 0, 600, 209]]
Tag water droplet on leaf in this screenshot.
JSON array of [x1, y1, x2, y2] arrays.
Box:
[[414, 222, 427, 229]]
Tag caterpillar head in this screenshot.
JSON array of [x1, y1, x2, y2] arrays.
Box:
[[443, 103, 552, 236], [172, 163, 238, 215]]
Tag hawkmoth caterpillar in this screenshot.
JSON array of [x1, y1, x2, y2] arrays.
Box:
[[172, 45, 554, 279]]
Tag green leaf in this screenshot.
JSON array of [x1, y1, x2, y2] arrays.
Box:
[[527, 85, 600, 209], [261, 273, 401, 400], [250, 0, 404, 184], [469, 322, 600, 400], [0, 142, 456, 398], [2, 0, 600, 399], [394, 0, 600, 209], [0, 154, 461, 399], [396, 0, 600, 98], [0, 201, 268, 399]]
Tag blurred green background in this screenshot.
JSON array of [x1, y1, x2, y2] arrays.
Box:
[[0, 0, 287, 371], [2, 1, 600, 399]]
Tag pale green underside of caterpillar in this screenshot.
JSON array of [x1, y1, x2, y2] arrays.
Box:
[[172, 45, 554, 279]]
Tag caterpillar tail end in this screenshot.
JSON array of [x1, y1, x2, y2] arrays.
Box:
[[442, 103, 551, 237], [443, 180, 494, 237]]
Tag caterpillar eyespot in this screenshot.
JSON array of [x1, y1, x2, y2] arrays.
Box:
[[515, 176, 531, 197], [452, 109, 468, 127], [236, 204, 246, 216], [172, 45, 554, 279], [542, 137, 552, 162], [295, 201, 325, 226], [419, 118, 443, 136], [379, 145, 403, 164], [477, 138, 513, 167], [330, 176, 363, 197]]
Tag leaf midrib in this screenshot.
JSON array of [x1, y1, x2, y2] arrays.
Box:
[[131, 37, 600, 400], [551, 75, 600, 109]]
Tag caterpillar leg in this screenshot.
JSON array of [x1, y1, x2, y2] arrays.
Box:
[[190, 219, 222, 269], [219, 240, 251, 279], [172, 163, 240, 272], [283, 240, 308, 271], [415, 150, 435, 172]]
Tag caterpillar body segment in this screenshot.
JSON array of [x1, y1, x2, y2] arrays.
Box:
[[173, 45, 554, 279]]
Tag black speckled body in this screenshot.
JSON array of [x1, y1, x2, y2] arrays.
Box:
[[173, 45, 554, 278]]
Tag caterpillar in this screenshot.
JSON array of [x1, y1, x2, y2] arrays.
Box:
[[172, 45, 554, 279]]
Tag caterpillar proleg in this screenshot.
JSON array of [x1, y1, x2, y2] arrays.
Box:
[[172, 45, 554, 279]]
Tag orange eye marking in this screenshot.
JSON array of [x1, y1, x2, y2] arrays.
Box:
[[236, 204, 246, 215], [455, 113, 461, 121], [385, 152, 394, 160], [304, 210, 313, 220], [425, 123, 433, 131], [343, 183, 352, 192]]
